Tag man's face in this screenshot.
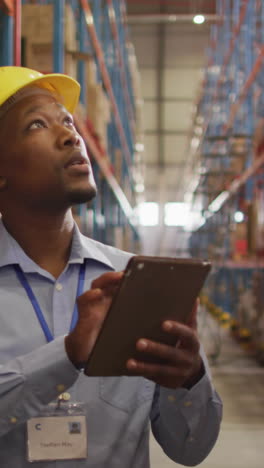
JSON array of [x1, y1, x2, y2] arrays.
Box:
[[0, 92, 97, 212]]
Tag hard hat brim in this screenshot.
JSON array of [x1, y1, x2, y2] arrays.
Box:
[[21, 73, 81, 114]]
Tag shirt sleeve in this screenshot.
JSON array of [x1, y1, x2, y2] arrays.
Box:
[[0, 337, 79, 437], [150, 347, 223, 466]]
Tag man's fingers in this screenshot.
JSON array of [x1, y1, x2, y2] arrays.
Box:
[[66, 272, 124, 368], [77, 288, 103, 307], [162, 321, 200, 353], [91, 271, 123, 293], [126, 358, 186, 382], [135, 337, 197, 366]]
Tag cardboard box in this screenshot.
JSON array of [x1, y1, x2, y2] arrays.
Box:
[[22, 4, 77, 78], [22, 4, 76, 48], [254, 118, 264, 156], [114, 149, 123, 183], [230, 222, 248, 259], [86, 59, 97, 86], [24, 42, 77, 79], [253, 190, 264, 256], [87, 84, 111, 148], [230, 136, 248, 156], [247, 201, 258, 254], [229, 155, 246, 175]]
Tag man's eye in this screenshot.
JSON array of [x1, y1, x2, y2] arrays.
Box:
[[28, 120, 46, 130], [64, 116, 74, 126]]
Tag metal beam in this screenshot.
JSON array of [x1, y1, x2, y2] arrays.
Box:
[[13, 0, 21, 65], [127, 14, 220, 24], [156, 7, 166, 168], [139, 65, 205, 70], [0, 10, 13, 65], [144, 97, 194, 102], [146, 162, 185, 168], [145, 129, 189, 136], [53, 0, 65, 73]]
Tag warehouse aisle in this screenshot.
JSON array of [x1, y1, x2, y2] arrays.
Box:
[[150, 309, 264, 467]]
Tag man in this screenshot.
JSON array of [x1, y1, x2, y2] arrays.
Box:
[[0, 66, 222, 467]]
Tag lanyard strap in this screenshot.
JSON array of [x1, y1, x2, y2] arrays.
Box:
[[14, 261, 86, 343]]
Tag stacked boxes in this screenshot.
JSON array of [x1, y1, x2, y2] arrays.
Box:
[[229, 136, 247, 177], [21, 4, 77, 78], [254, 118, 264, 157], [86, 84, 111, 150], [21, 4, 111, 151], [230, 221, 248, 260]]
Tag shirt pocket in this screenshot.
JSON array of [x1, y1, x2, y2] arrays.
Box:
[[99, 376, 154, 413]]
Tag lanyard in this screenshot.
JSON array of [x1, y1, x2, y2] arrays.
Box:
[[13, 261, 86, 343]]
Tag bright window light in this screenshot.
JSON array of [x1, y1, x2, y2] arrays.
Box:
[[184, 212, 206, 231], [193, 15, 205, 24], [234, 211, 244, 223], [164, 203, 190, 227], [137, 202, 159, 226]]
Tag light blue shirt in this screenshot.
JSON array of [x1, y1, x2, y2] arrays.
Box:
[[0, 219, 222, 467]]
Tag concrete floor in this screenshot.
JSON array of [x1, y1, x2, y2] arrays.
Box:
[[150, 308, 264, 467]]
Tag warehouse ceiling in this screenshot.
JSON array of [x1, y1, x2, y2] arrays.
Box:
[[126, 0, 218, 254], [127, 0, 219, 255]]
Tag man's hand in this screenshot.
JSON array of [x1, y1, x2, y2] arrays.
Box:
[[126, 300, 204, 389], [65, 271, 123, 368]]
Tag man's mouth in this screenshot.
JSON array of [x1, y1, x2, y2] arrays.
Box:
[[64, 152, 90, 176], [64, 152, 89, 168]]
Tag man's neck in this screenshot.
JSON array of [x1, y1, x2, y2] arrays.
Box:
[[2, 209, 75, 278]]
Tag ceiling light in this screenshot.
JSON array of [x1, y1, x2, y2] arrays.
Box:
[[234, 211, 244, 223], [135, 142, 144, 152], [135, 183, 145, 193], [193, 15, 205, 24], [191, 137, 200, 150]]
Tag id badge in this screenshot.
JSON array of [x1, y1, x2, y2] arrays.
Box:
[[27, 396, 87, 462]]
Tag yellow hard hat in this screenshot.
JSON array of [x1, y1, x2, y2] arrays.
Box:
[[0, 66, 80, 115]]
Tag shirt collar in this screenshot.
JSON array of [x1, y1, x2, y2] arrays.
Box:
[[0, 218, 114, 272], [69, 224, 114, 270]]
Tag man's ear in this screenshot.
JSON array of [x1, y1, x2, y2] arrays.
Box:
[[0, 177, 7, 191]]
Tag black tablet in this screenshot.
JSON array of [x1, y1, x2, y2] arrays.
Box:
[[84, 256, 211, 376]]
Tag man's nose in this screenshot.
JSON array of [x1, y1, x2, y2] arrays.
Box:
[[57, 126, 81, 148]]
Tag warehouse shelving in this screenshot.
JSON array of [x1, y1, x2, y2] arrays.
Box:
[[192, 0, 264, 214], [0, 0, 142, 252], [189, 0, 264, 362]]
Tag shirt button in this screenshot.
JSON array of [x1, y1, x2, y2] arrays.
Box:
[[10, 417, 17, 424], [184, 401, 192, 407], [168, 395, 176, 403], [57, 384, 65, 392], [59, 392, 71, 402], [55, 283, 63, 291]]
